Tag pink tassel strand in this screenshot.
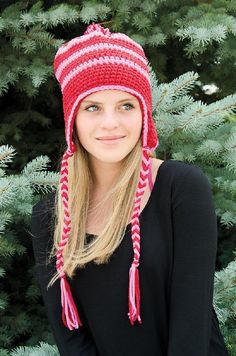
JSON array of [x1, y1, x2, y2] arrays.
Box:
[[128, 264, 142, 325], [61, 275, 82, 330]]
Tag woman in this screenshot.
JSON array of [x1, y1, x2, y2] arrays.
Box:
[[31, 23, 229, 355]]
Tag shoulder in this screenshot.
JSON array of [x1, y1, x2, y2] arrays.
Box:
[[31, 191, 56, 220], [161, 160, 214, 212], [152, 158, 207, 182], [152, 158, 212, 200], [31, 192, 56, 260]]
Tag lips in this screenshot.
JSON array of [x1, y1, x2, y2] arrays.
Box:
[[97, 135, 125, 140]]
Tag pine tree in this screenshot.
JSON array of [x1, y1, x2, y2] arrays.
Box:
[[150, 68, 236, 227], [0, 0, 235, 354], [214, 252, 236, 356], [9, 341, 59, 356], [78, 0, 236, 95], [0, 145, 58, 353], [1, 0, 236, 169], [0, 1, 82, 170]]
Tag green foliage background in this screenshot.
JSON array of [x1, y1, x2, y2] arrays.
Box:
[[0, 0, 235, 355]]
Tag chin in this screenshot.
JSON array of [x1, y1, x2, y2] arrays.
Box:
[[90, 150, 132, 164]]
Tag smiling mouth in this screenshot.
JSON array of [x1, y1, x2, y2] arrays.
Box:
[[96, 137, 125, 144], [96, 136, 126, 140]]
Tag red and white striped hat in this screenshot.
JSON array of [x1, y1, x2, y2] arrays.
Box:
[[53, 23, 159, 330]]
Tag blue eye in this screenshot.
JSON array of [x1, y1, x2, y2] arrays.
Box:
[[84, 103, 135, 112], [122, 103, 134, 110], [85, 105, 99, 112]]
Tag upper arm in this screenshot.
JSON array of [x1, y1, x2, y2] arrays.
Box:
[[168, 164, 218, 356], [31, 197, 99, 356]]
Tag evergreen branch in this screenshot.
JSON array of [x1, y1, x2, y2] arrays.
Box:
[[175, 8, 236, 56], [178, 94, 236, 133], [0, 18, 7, 32], [0, 268, 6, 278], [146, 31, 167, 46], [0, 212, 12, 235], [0, 146, 16, 168], [35, 4, 80, 29], [79, 2, 111, 24], [154, 71, 199, 111], [0, 348, 9, 355], [3, 3, 80, 30], [0, 177, 15, 209], [224, 131, 236, 151], [215, 177, 236, 196], [10, 342, 59, 356], [30, 171, 59, 193], [139, 0, 158, 15], [177, 25, 227, 46], [0, 292, 9, 310], [132, 12, 152, 31], [1, 2, 26, 19], [0, 237, 26, 257], [0, 169, 6, 178], [22, 156, 51, 176], [220, 211, 236, 227], [213, 257, 236, 324], [129, 33, 146, 46], [171, 72, 200, 98], [196, 140, 223, 159], [11, 28, 64, 52], [19, 12, 36, 27], [0, 58, 25, 96], [25, 284, 41, 303], [207, 94, 236, 118], [0, 324, 14, 348], [222, 151, 236, 173], [22, 61, 53, 87], [167, 96, 195, 114]]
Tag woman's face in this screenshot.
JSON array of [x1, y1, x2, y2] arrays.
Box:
[[74, 90, 142, 164]]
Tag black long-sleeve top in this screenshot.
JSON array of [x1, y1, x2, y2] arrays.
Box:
[[31, 159, 229, 355]]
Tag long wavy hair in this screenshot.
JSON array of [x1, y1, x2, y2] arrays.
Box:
[[47, 132, 155, 288]]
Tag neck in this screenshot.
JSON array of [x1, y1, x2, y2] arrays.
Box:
[[89, 157, 123, 193]]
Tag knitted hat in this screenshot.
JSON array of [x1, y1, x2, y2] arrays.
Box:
[[53, 23, 159, 330]]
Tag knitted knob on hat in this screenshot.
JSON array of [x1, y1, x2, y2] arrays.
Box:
[[53, 22, 159, 330]]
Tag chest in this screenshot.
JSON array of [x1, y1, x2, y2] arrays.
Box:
[[72, 205, 173, 321], [86, 184, 152, 235]]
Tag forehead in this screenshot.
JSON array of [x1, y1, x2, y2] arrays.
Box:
[[81, 90, 138, 103]]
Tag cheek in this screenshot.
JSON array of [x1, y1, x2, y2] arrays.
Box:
[[74, 120, 82, 137], [74, 122, 81, 143], [128, 113, 142, 137], [74, 116, 90, 139], [74, 120, 87, 149]]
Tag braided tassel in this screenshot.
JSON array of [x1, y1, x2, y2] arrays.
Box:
[[128, 149, 151, 325], [128, 263, 142, 325], [61, 274, 82, 330], [57, 149, 82, 330]]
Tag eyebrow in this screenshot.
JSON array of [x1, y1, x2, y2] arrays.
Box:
[[81, 98, 137, 104]]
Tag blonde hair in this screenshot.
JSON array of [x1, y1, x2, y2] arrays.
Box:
[[47, 135, 155, 288]]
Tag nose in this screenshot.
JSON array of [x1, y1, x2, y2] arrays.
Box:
[[99, 109, 119, 129]]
